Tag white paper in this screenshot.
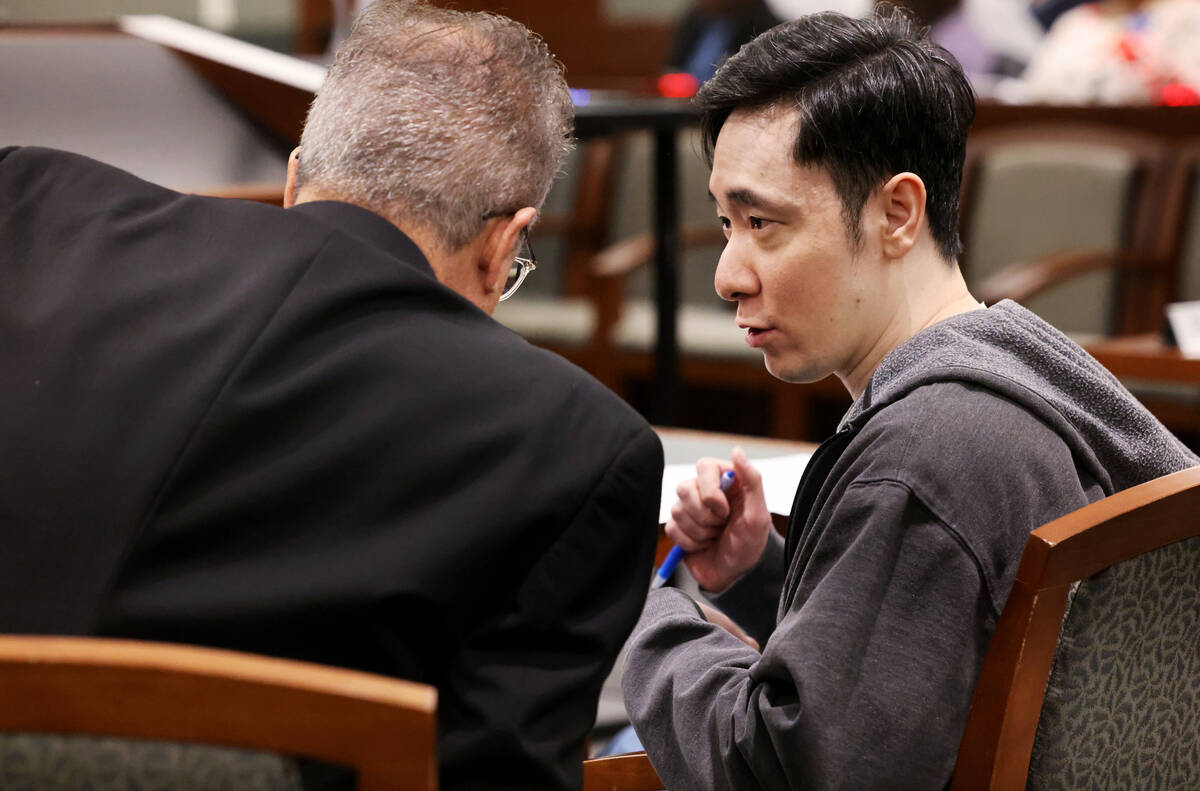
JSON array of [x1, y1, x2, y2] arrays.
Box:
[[659, 452, 812, 523], [1166, 301, 1200, 359]]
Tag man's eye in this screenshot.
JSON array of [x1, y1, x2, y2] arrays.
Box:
[[749, 216, 766, 230], [718, 216, 731, 235]]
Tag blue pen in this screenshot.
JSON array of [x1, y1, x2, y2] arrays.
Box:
[[651, 469, 736, 589]]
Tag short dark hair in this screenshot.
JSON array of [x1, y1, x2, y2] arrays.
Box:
[[696, 7, 975, 260]]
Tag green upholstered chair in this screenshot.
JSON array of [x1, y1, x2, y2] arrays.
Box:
[[951, 465, 1200, 790], [0, 636, 437, 791]]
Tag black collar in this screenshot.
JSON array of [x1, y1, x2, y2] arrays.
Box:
[[289, 200, 433, 276]]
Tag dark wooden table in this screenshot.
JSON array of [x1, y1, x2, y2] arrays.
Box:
[[1084, 334, 1200, 383]]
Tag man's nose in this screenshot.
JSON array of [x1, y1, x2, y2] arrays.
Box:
[[714, 239, 757, 302]]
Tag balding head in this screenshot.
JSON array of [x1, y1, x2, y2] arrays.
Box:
[[294, 0, 573, 255]]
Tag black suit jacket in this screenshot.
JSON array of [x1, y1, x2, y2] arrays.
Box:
[[0, 147, 662, 791]]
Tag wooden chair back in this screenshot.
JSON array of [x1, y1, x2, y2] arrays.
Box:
[[0, 635, 437, 791], [493, 137, 625, 384], [950, 465, 1200, 790], [959, 123, 1174, 336], [1155, 138, 1200, 307], [582, 751, 662, 791]]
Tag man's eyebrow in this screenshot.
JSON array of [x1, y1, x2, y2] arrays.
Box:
[[711, 187, 787, 213]]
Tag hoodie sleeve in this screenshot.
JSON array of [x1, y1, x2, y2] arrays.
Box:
[[707, 529, 787, 648], [622, 478, 994, 791]]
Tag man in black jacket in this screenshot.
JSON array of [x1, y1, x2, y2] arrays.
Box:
[[0, 3, 662, 790]]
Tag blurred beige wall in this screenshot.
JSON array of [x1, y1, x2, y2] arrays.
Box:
[[0, 0, 291, 34], [605, 0, 690, 21]]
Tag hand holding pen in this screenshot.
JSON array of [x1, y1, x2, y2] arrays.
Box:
[[652, 469, 735, 589], [656, 446, 773, 594]]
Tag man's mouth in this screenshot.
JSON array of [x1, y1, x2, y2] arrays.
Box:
[[739, 323, 771, 347]]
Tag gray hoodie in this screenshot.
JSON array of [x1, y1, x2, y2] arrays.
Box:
[[623, 301, 1196, 791]]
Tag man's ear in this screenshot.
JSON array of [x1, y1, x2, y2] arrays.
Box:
[[478, 206, 537, 300], [878, 172, 926, 260], [283, 147, 301, 208]]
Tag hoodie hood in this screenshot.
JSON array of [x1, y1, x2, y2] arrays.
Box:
[[845, 300, 1197, 493]]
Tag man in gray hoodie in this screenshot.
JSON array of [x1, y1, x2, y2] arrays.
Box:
[[622, 8, 1197, 791]]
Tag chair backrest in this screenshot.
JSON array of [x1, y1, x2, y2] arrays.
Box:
[[959, 124, 1171, 338], [581, 751, 662, 791], [492, 137, 627, 388], [0, 635, 437, 791], [1158, 139, 1200, 306], [603, 127, 748, 364], [951, 465, 1200, 791], [608, 128, 728, 313]]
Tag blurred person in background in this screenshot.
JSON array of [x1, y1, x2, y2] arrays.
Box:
[[665, 0, 783, 87], [763, 0, 1043, 85], [888, 0, 1044, 78], [1020, 0, 1200, 104]]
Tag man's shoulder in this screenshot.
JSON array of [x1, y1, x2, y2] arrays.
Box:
[[1, 145, 97, 171], [483, 332, 657, 447], [1, 146, 175, 203], [0, 147, 155, 214], [839, 379, 1096, 610], [855, 379, 1071, 477], [0, 146, 312, 246], [855, 379, 1096, 517]]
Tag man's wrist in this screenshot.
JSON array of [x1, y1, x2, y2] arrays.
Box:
[[708, 530, 784, 600]]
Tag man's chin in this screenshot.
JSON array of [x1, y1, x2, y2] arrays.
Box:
[[764, 355, 828, 385]]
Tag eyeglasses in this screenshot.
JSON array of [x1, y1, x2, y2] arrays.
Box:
[[499, 227, 537, 302]]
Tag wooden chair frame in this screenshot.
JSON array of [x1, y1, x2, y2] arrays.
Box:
[[973, 139, 1200, 334], [950, 464, 1200, 790], [582, 751, 661, 791], [958, 123, 1176, 336], [1152, 138, 1200, 309], [0, 636, 437, 791]]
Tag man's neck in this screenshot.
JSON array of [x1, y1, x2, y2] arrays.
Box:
[[839, 259, 982, 400]]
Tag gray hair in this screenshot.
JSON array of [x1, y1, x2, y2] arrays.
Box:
[[296, 0, 574, 251]]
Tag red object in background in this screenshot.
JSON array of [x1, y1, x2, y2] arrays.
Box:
[[1115, 35, 1140, 62], [1160, 83, 1200, 106], [657, 72, 699, 98]]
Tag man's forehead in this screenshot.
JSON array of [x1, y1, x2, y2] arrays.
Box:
[[710, 105, 821, 211], [726, 103, 800, 131]]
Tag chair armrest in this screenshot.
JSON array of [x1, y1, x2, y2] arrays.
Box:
[[975, 249, 1129, 306], [592, 226, 727, 278], [582, 751, 663, 791]]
